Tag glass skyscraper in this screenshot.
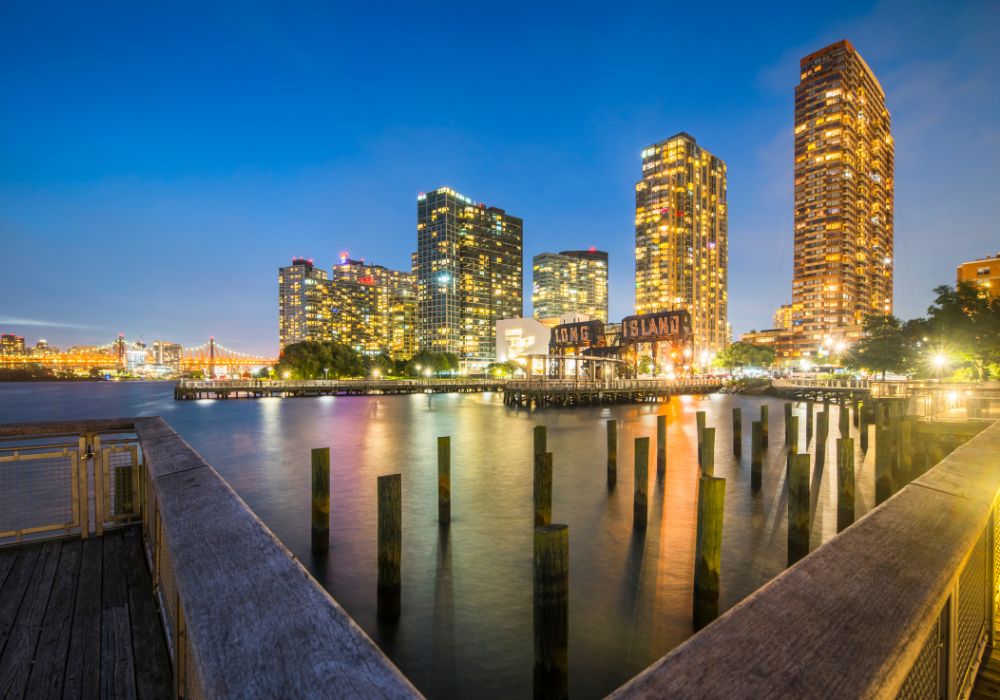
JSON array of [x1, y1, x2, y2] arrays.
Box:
[[532, 249, 609, 323]]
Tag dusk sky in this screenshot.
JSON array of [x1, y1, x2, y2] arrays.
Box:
[[2, 0, 998, 356]]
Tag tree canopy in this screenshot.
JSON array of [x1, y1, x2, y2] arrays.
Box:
[[713, 342, 775, 371], [404, 350, 459, 376], [923, 282, 1000, 381], [276, 341, 364, 379], [842, 315, 915, 379]]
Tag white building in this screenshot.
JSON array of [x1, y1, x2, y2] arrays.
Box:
[[495, 318, 551, 363]]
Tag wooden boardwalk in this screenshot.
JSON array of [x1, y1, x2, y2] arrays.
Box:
[[0, 526, 171, 699]]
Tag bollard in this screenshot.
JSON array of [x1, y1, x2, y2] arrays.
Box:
[[875, 427, 893, 505], [657, 414, 667, 477], [732, 407, 742, 456], [311, 447, 330, 552], [837, 438, 855, 532], [693, 475, 726, 630], [700, 427, 716, 477], [788, 453, 810, 566], [606, 419, 617, 488], [784, 403, 793, 447], [806, 401, 814, 443], [534, 425, 547, 456], [438, 436, 451, 524], [751, 421, 763, 491], [534, 524, 568, 700], [634, 437, 649, 531], [696, 411, 706, 464], [377, 474, 402, 619], [761, 404, 769, 448], [534, 452, 553, 527]]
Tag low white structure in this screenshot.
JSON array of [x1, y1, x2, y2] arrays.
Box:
[[496, 318, 551, 363]]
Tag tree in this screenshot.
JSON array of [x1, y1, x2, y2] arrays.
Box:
[[404, 350, 459, 376], [923, 283, 1000, 381], [488, 360, 522, 378], [842, 315, 914, 379], [276, 341, 364, 379], [714, 342, 775, 372]]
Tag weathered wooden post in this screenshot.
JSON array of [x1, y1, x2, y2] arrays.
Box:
[[438, 436, 451, 524], [839, 400, 850, 438], [806, 400, 814, 443], [700, 427, 715, 477], [816, 410, 828, 465], [534, 425, 547, 456], [534, 524, 568, 699], [696, 410, 706, 464], [634, 437, 649, 531], [784, 403, 793, 447], [377, 473, 402, 619], [761, 404, 769, 448], [852, 398, 860, 427], [788, 453, 810, 566], [694, 475, 726, 630], [898, 419, 913, 486], [732, 407, 742, 456], [875, 426, 893, 505], [311, 447, 330, 552], [657, 414, 667, 477], [837, 438, 855, 532], [788, 415, 799, 454], [751, 421, 763, 491], [534, 452, 553, 527], [859, 402, 870, 452], [606, 419, 617, 488]]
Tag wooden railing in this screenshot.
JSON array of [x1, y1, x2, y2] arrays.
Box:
[[0, 418, 419, 698], [176, 378, 504, 390], [611, 418, 1000, 698], [772, 377, 872, 390], [504, 377, 723, 391]]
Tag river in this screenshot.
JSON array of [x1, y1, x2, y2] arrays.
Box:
[[0, 381, 876, 698]]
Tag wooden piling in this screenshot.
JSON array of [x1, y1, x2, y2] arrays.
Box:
[[788, 453, 810, 566], [839, 401, 850, 438], [534, 524, 569, 700], [311, 447, 330, 552], [806, 401, 814, 443], [898, 419, 913, 486], [534, 452, 553, 527], [534, 425, 547, 456], [606, 419, 617, 488], [700, 427, 715, 477], [377, 473, 402, 619], [761, 404, 769, 447], [875, 426, 893, 505], [860, 403, 870, 452], [696, 411, 706, 464], [751, 421, 762, 491], [732, 407, 742, 456], [816, 411, 828, 464], [657, 414, 667, 476], [852, 398, 860, 427], [788, 415, 799, 454], [784, 403, 793, 447], [837, 438, 855, 532], [694, 475, 726, 630], [438, 436, 451, 524], [634, 437, 649, 531]]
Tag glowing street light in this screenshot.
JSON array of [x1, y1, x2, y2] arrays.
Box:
[[423, 368, 432, 378], [932, 353, 948, 369], [372, 368, 381, 378], [282, 370, 291, 379]]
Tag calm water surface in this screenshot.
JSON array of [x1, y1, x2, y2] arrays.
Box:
[[0, 382, 878, 698]]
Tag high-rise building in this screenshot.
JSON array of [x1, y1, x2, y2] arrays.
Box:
[[635, 132, 728, 359], [791, 39, 894, 357], [0, 334, 25, 355], [772, 304, 794, 330], [957, 253, 1000, 300], [532, 249, 609, 323], [331, 257, 418, 358], [278, 258, 332, 352], [152, 341, 182, 371], [415, 187, 523, 371]]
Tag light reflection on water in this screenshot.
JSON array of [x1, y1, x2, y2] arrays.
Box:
[[0, 382, 876, 699]]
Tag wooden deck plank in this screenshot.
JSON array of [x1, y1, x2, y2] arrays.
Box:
[[63, 536, 104, 700], [25, 538, 83, 699], [0, 543, 42, 660], [0, 539, 62, 698], [0, 546, 18, 592], [100, 529, 136, 700], [122, 526, 171, 700]]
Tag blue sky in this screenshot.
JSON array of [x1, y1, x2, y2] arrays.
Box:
[[1, 0, 998, 355]]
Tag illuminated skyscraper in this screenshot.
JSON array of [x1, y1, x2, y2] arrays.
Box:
[[331, 257, 417, 358], [278, 258, 332, 352], [635, 132, 728, 358], [0, 334, 25, 356], [532, 249, 609, 323], [415, 187, 523, 370], [792, 40, 893, 357]]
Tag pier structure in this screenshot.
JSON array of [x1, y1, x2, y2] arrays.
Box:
[[174, 377, 504, 400], [502, 377, 722, 407]]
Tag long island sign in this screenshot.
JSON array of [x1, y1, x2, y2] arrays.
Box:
[[620, 310, 692, 343]]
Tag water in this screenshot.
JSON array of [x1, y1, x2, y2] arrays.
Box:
[[0, 382, 877, 698]]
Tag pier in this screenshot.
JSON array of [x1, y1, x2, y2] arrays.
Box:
[[174, 377, 505, 400], [502, 378, 723, 407]]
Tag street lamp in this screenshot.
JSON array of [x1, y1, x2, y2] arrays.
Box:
[[282, 370, 291, 380], [424, 368, 432, 378], [323, 367, 329, 380], [372, 368, 381, 378], [932, 353, 949, 381]]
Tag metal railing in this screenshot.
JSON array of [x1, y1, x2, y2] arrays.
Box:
[[772, 377, 872, 389], [504, 377, 723, 391], [0, 418, 419, 698], [176, 378, 504, 390]]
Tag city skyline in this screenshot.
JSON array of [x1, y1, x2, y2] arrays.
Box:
[[2, 1, 999, 355]]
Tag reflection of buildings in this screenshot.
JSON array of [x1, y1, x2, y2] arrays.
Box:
[[278, 258, 332, 352], [495, 318, 551, 363], [532, 249, 609, 323], [415, 187, 523, 371], [957, 254, 1000, 300], [0, 334, 25, 355], [635, 132, 728, 359], [332, 257, 417, 358]]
